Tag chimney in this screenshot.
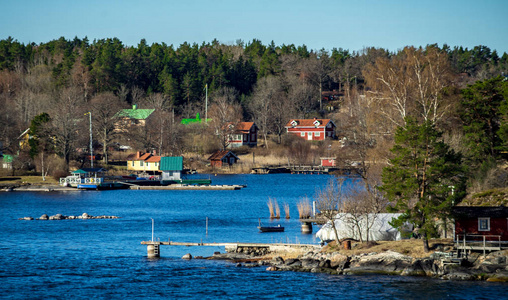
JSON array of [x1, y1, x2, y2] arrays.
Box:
[[136, 151, 140, 158], [152, 150, 156, 155]]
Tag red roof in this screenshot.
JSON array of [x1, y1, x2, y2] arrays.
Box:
[[145, 156, 161, 163], [285, 119, 334, 129], [126, 152, 155, 161], [236, 122, 256, 133], [139, 153, 151, 160], [223, 122, 257, 134]]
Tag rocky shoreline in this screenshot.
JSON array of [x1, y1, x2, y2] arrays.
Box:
[[188, 248, 508, 282]]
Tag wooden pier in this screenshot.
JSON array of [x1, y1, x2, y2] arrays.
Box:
[[141, 240, 320, 258]]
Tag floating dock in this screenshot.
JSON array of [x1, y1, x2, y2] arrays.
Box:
[[129, 184, 245, 190]]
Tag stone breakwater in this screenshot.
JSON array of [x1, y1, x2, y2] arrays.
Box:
[[18, 213, 120, 220], [203, 249, 508, 282]]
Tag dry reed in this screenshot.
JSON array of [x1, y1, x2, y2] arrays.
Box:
[[267, 197, 281, 219], [283, 202, 290, 219], [274, 199, 280, 219], [267, 197, 275, 219], [297, 197, 312, 219]]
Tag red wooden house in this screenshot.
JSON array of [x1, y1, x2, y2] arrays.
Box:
[[285, 118, 336, 141], [452, 206, 508, 243], [208, 150, 240, 168], [227, 122, 259, 148]]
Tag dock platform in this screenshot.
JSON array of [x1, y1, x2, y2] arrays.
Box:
[[130, 184, 245, 190], [141, 240, 320, 258]]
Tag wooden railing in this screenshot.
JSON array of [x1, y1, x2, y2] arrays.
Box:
[[455, 234, 503, 257]]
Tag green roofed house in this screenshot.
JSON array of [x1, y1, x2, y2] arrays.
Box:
[[115, 104, 155, 132], [1, 154, 14, 169], [160, 156, 184, 182]]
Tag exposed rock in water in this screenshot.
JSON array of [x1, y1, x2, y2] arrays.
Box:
[[21, 213, 120, 220], [182, 253, 192, 260]]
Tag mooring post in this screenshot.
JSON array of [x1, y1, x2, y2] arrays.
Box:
[[147, 243, 160, 258], [301, 221, 313, 234]]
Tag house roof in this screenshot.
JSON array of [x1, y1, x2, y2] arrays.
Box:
[[452, 206, 508, 218], [72, 168, 105, 174], [235, 122, 257, 133], [160, 156, 183, 171], [117, 108, 155, 120], [285, 119, 335, 129], [145, 156, 161, 163], [126, 152, 152, 161], [208, 150, 239, 161]]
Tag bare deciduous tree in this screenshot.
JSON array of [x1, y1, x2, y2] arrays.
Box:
[[50, 87, 86, 167], [363, 46, 455, 130], [207, 87, 242, 149], [90, 92, 125, 164], [315, 177, 347, 245]]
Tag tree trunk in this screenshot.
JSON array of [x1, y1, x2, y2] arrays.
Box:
[[423, 236, 430, 252], [41, 152, 45, 181], [331, 220, 341, 246]]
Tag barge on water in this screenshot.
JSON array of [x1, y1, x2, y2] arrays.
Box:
[[60, 168, 214, 190]]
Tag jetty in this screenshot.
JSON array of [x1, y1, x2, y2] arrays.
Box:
[[129, 184, 245, 190], [141, 240, 320, 258]]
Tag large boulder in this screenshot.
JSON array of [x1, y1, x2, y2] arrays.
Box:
[[49, 214, 64, 220], [182, 253, 192, 260], [38, 214, 49, 220], [346, 251, 413, 275]]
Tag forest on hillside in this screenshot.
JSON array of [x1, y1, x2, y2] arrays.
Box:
[[0, 36, 508, 195]]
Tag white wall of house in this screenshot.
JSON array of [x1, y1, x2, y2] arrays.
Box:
[[162, 170, 181, 181]]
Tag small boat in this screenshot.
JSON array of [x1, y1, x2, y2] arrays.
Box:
[[258, 225, 285, 232], [257, 219, 284, 232]]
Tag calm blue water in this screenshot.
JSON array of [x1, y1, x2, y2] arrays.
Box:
[[0, 174, 506, 299]]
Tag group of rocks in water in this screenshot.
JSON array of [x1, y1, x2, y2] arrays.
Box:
[[182, 248, 508, 282], [18, 213, 119, 220]]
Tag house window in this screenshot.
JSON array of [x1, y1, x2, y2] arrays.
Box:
[[301, 132, 305, 137], [140, 161, 144, 167], [478, 218, 490, 231], [315, 132, 320, 137], [132, 161, 134, 166]]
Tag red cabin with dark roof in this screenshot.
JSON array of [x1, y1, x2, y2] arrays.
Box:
[[208, 150, 240, 168]]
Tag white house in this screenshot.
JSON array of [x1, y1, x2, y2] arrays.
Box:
[[316, 213, 413, 242]]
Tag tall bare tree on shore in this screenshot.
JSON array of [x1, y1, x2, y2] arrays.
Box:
[[208, 87, 242, 150], [90, 92, 125, 164]]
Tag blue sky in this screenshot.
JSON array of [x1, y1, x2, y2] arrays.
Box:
[[1, 0, 507, 53]]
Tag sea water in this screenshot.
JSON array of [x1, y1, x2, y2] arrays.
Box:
[[0, 174, 506, 299]]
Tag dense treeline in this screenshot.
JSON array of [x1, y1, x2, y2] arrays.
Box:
[[0, 36, 507, 182]]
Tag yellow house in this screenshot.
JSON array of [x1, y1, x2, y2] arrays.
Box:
[[126, 151, 161, 173]]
